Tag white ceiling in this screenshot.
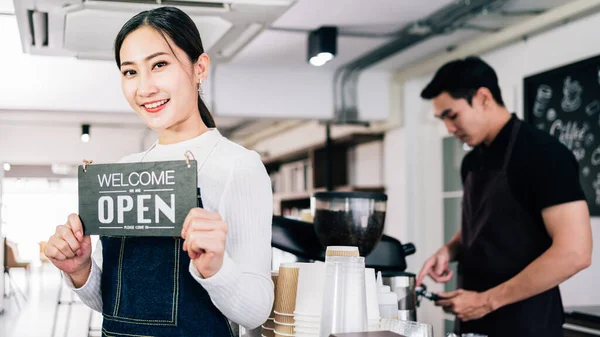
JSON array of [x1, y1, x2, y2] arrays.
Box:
[[230, 0, 455, 68], [229, 0, 574, 70]]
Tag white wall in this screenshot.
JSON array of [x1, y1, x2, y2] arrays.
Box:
[[348, 140, 384, 187], [210, 65, 391, 120], [394, 9, 600, 330], [0, 123, 152, 165]]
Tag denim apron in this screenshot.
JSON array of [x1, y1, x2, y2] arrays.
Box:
[[100, 194, 234, 337], [458, 119, 564, 337]]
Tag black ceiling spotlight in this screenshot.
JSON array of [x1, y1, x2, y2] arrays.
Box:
[[81, 124, 90, 143], [308, 26, 338, 67]]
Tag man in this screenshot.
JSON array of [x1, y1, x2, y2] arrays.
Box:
[[417, 56, 592, 337]]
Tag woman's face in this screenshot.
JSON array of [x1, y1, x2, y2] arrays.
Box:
[[119, 26, 207, 132]]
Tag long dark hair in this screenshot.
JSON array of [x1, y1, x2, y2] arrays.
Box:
[[114, 6, 216, 128]]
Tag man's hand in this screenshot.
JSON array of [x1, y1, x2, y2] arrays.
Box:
[[435, 289, 494, 321], [417, 245, 453, 286], [181, 208, 228, 279]]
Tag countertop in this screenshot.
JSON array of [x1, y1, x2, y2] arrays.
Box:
[[564, 306, 600, 323], [563, 306, 600, 334]]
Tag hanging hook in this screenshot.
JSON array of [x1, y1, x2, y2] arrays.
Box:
[[82, 159, 93, 173], [184, 151, 195, 168]]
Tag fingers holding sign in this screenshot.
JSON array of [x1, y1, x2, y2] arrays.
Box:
[[44, 214, 93, 287], [181, 208, 228, 279]]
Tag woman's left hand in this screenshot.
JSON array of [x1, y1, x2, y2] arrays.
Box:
[[181, 208, 228, 279]]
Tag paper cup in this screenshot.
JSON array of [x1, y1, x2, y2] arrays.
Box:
[[274, 320, 294, 327], [262, 328, 275, 337], [325, 246, 359, 257], [275, 331, 296, 337], [295, 262, 325, 316], [263, 318, 275, 329], [274, 263, 299, 315], [270, 272, 279, 318], [275, 322, 295, 335], [294, 310, 321, 323], [275, 312, 295, 324]]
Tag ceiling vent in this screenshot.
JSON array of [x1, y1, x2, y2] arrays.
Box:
[[12, 0, 294, 62]]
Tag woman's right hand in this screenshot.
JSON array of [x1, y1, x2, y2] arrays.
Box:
[[45, 213, 93, 286], [416, 245, 454, 286]]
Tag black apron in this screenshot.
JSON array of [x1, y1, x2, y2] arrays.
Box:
[[100, 236, 235, 337], [99, 189, 234, 336], [459, 119, 564, 337]]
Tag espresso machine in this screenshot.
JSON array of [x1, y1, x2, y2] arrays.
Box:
[[271, 191, 421, 321]]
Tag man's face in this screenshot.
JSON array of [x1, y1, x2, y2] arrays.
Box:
[[432, 91, 489, 147]]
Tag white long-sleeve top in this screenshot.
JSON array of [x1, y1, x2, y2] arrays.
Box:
[[63, 129, 274, 329]]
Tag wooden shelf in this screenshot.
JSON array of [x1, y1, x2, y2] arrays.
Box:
[[263, 132, 384, 167], [273, 191, 313, 202], [265, 130, 385, 216]]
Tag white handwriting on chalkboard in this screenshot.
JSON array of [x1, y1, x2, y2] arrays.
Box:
[[561, 76, 583, 112], [586, 100, 600, 116], [593, 173, 600, 205], [573, 148, 586, 161], [534, 85, 552, 118], [549, 120, 589, 150], [98, 194, 175, 224], [98, 170, 176, 188], [591, 147, 600, 166], [547, 108, 557, 121], [583, 166, 591, 177]]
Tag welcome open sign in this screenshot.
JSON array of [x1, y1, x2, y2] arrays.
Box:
[[78, 160, 197, 237]]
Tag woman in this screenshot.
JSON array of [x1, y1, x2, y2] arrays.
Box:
[[44, 6, 274, 336]]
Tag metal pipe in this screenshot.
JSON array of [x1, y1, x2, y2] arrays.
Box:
[[333, 0, 509, 124], [325, 122, 333, 191]]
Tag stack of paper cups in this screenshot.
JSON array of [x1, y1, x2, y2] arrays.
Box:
[[262, 271, 278, 337], [294, 262, 326, 337], [274, 263, 299, 336]]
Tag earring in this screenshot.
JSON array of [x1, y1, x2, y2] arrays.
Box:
[[198, 80, 203, 96]]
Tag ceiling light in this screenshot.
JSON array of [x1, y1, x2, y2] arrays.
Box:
[[81, 124, 90, 143], [308, 26, 337, 67], [3, 163, 11, 171]]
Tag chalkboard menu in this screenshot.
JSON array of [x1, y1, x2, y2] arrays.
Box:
[[524, 55, 600, 216]]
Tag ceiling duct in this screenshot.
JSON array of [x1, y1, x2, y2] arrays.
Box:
[[333, 0, 509, 124], [12, 0, 294, 62]]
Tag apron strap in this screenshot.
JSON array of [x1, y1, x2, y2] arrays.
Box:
[[502, 119, 522, 171]]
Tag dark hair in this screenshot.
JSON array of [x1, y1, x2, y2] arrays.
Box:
[[420, 56, 505, 107], [114, 6, 216, 128]]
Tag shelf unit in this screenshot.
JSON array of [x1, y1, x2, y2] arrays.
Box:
[[263, 132, 386, 216]]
